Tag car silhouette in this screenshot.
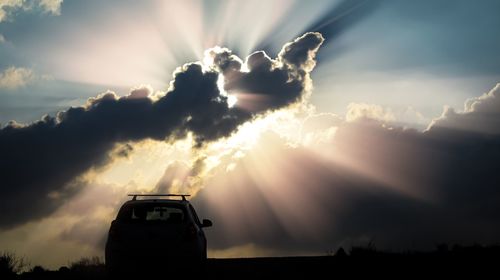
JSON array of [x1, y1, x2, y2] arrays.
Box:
[[105, 194, 212, 274]]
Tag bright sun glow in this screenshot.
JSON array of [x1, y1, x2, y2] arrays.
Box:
[[212, 63, 238, 108], [227, 94, 238, 107]]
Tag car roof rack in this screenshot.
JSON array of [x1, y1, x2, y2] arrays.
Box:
[[128, 194, 191, 201]]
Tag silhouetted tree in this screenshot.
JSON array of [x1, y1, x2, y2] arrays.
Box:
[[0, 251, 28, 278], [336, 247, 347, 257]]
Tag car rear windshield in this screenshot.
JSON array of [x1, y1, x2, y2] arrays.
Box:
[[117, 203, 186, 224]]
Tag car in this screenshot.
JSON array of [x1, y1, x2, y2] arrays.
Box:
[[105, 194, 212, 274]]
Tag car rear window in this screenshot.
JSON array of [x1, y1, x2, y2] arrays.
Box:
[[117, 203, 186, 223]]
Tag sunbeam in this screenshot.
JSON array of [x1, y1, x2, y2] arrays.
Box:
[[31, 0, 340, 90]]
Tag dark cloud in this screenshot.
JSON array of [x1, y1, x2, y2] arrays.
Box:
[[0, 33, 324, 228], [193, 83, 500, 252], [210, 32, 323, 112]]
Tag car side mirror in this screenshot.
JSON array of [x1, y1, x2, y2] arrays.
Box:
[[201, 219, 213, 228]]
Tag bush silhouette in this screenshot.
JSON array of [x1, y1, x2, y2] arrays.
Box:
[[0, 251, 28, 278], [68, 256, 105, 279]]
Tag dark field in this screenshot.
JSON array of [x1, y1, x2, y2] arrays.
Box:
[[2, 245, 499, 279]]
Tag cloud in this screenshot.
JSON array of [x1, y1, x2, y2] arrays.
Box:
[[0, 0, 63, 22], [346, 103, 395, 122], [0, 33, 323, 228], [39, 0, 63, 15], [428, 83, 500, 134], [208, 32, 324, 112], [192, 83, 500, 253], [0, 66, 35, 89], [345, 103, 428, 127], [0, 0, 22, 23]]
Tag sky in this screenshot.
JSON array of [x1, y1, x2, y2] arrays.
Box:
[[1, 0, 500, 268]]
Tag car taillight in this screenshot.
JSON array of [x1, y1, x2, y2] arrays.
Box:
[[185, 223, 197, 240]]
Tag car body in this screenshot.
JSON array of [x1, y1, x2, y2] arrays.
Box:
[[105, 194, 212, 274]]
